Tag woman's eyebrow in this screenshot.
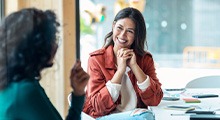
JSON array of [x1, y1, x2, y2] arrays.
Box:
[[127, 28, 135, 31], [117, 24, 135, 31]]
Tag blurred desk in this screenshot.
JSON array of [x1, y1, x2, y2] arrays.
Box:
[[150, 89, 220, 120]]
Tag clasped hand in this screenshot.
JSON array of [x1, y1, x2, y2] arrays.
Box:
[[116, 48, 137, 73]]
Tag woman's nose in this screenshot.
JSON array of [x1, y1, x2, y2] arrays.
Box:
[[119, 30, 127, 37]]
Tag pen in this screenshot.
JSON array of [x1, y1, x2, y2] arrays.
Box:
[[186, 110, 216, 114], [171, 111, 216, 116], [171, 113, 193, 116], [192, 94, 219, 98]]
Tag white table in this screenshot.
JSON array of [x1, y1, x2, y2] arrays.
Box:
[[150, 89, 220, 120], [82, 112, 95, 120]]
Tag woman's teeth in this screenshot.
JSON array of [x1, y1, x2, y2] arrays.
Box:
[[118, 38, 126, 43]]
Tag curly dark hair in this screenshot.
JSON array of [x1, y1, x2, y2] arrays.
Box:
[[103, 7, 147, 56], [0, 8, 60, 90]]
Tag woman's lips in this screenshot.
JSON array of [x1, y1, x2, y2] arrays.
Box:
[[117, 38, 126, 44]]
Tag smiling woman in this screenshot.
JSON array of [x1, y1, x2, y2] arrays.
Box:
[[82, 7, 163, 120]]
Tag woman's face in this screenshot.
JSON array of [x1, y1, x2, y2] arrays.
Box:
[[112, 18, 135, 50]]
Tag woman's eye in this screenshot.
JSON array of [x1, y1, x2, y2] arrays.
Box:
[[127, 30, 134, 34], [117, 26, 123, 30]]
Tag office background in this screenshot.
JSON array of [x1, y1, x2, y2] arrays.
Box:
[[79, 0, 220, 88], [1, 0, 220, 119]]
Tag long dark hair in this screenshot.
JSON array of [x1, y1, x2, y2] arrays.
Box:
[[103, 7, 147, 56], [0, 8, 60, 90]]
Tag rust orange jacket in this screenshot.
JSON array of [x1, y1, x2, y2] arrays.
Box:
[[83, 45, 163, 118]]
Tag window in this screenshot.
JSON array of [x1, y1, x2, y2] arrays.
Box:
[[80, 0, 220, 88]]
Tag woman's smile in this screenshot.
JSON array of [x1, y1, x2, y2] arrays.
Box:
[[117, 37, 127, 44]]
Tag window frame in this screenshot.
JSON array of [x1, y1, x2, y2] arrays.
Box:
[[0, 0, 5, 22]]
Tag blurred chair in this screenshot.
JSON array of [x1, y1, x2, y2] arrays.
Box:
[[185, 75, 220, 88], [67, 93, 72, 106]]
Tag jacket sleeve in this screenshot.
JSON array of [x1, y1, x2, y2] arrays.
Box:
[[84, 56, 117, 116], [137, 55, 163, 106]]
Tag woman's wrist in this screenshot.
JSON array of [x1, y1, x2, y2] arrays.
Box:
[[111, 71, 124, 84], [129, 63, 138, 69], [72, 89, 85, 96]]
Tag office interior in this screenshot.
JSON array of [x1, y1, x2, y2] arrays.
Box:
[[1, 0, 220, 119]]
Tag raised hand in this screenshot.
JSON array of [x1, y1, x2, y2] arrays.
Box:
[[70, 60, 90, 96]]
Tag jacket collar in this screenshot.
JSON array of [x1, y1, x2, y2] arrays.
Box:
[[104, 45, 117, 70]]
